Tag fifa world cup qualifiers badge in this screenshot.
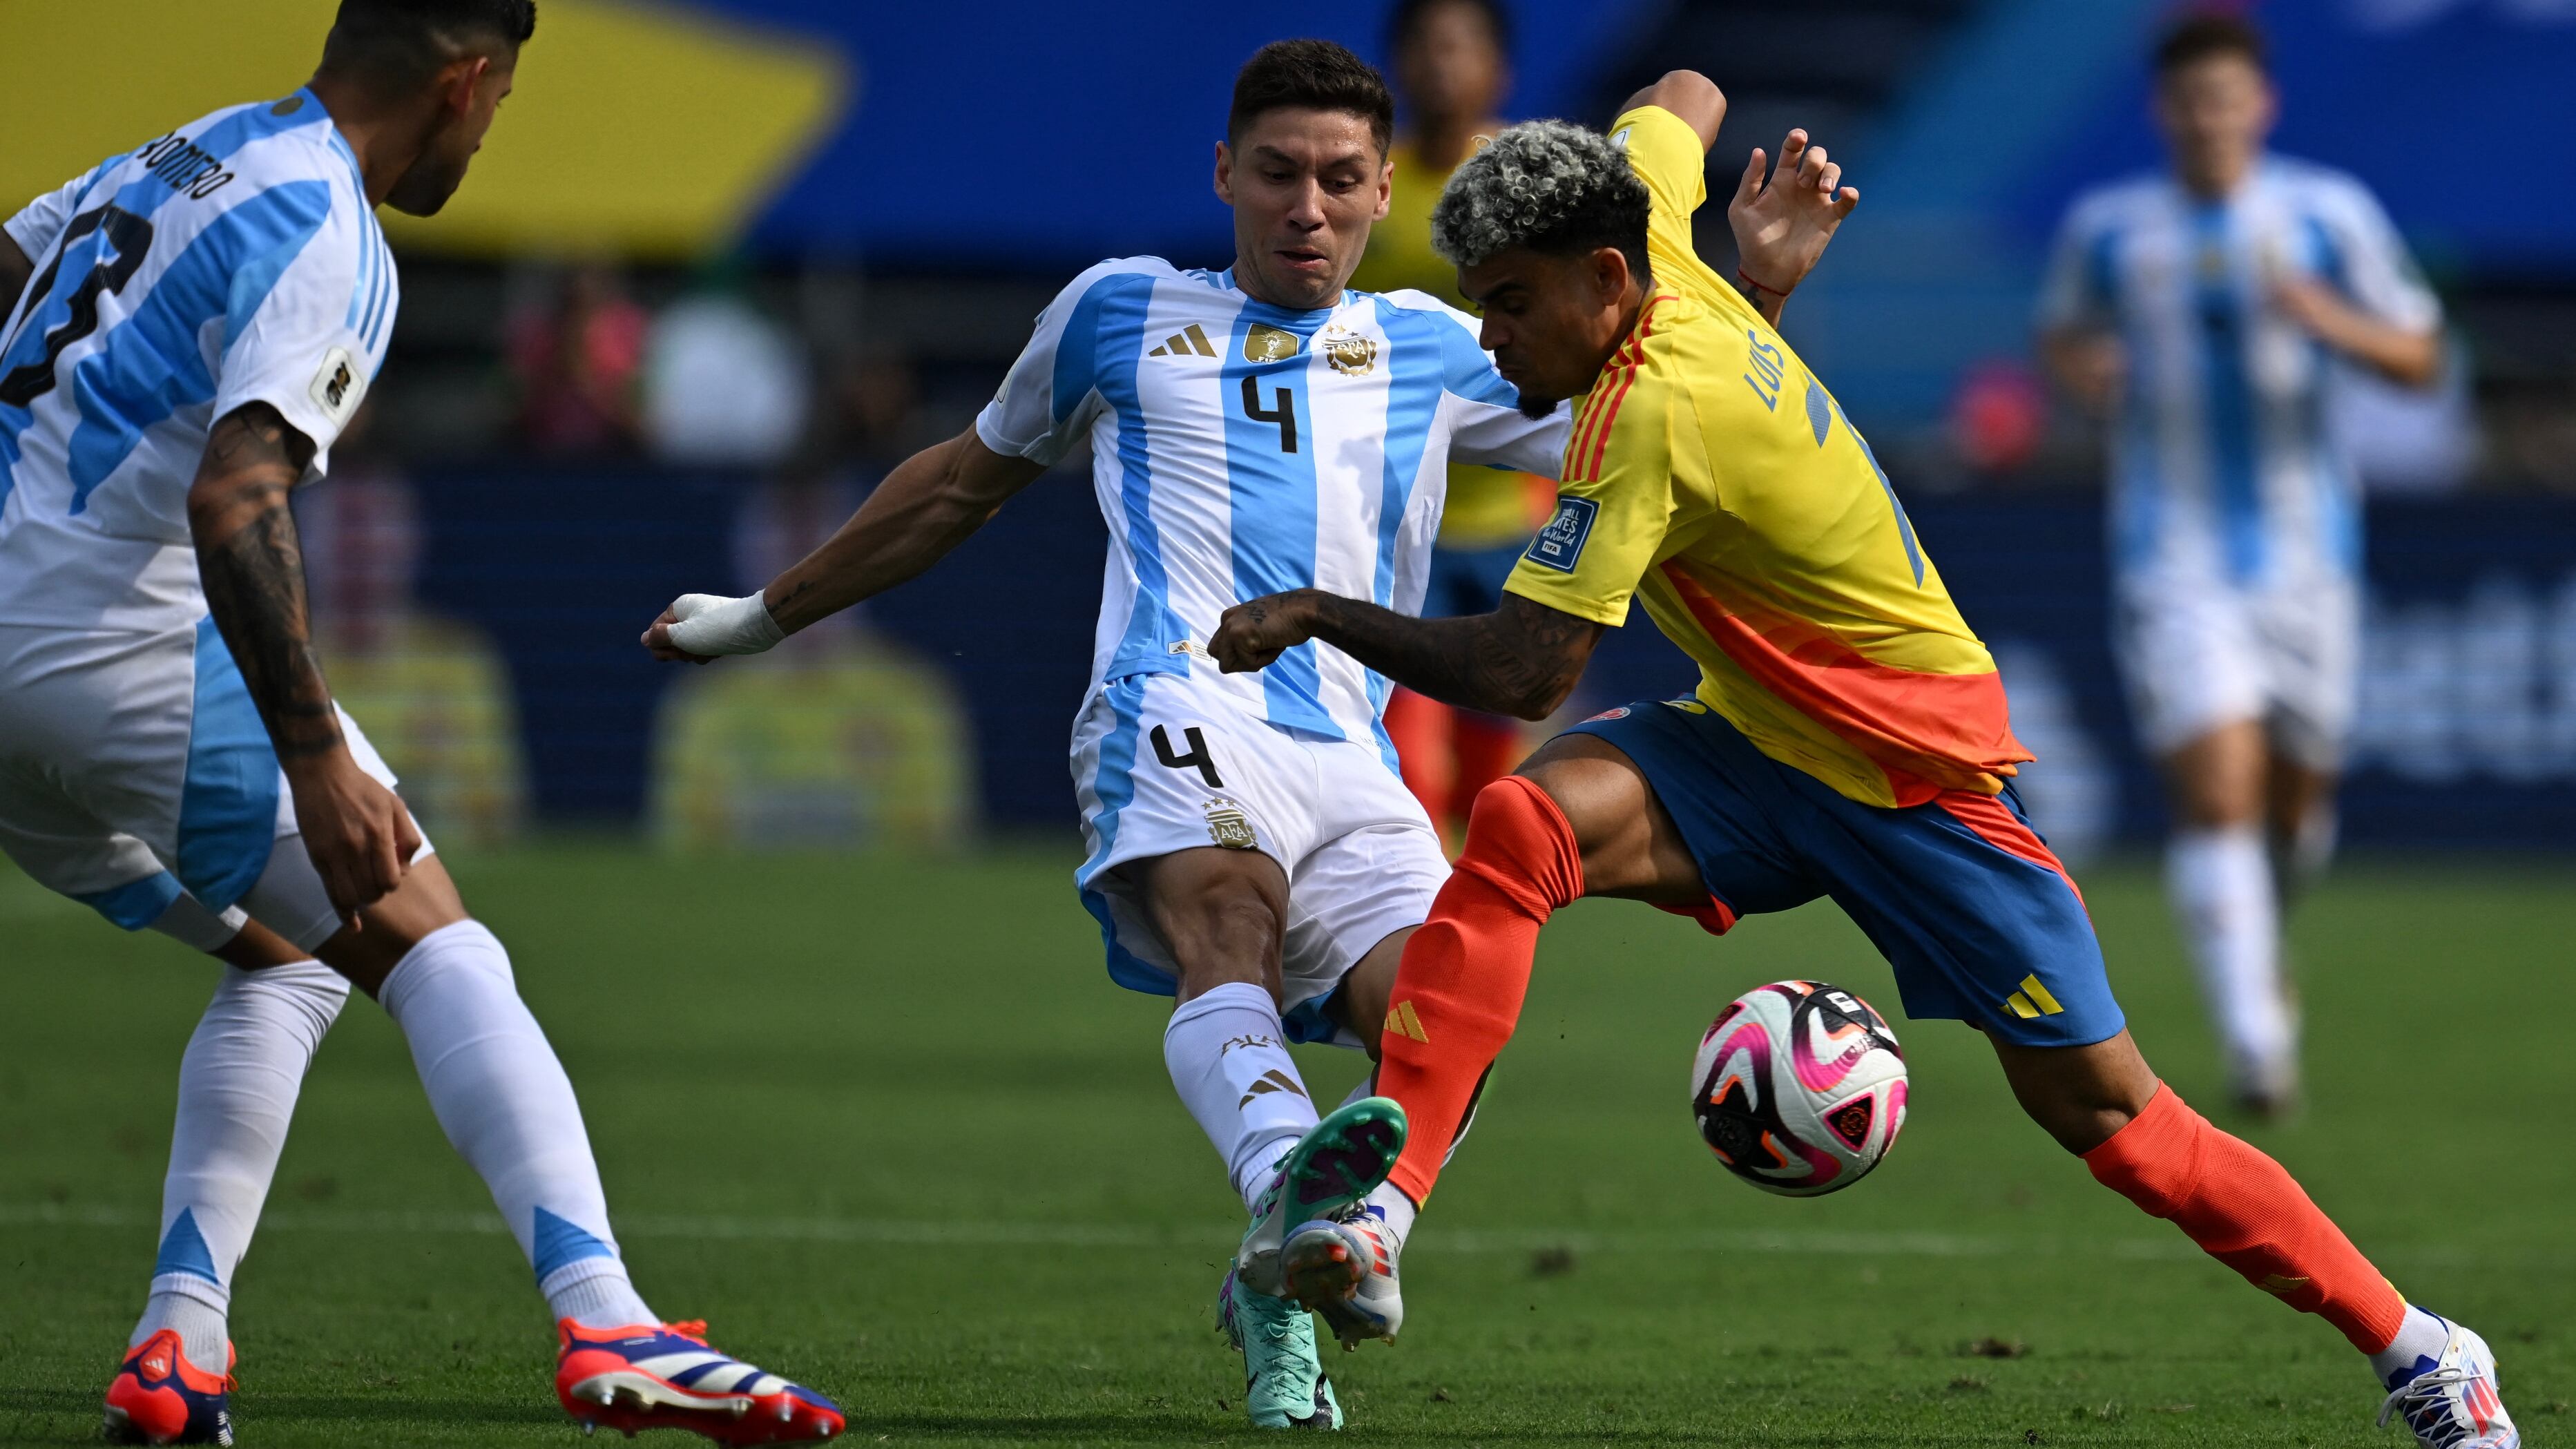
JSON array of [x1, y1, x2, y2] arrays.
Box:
[[1204, 802, 1257, 850], [1242, 325, 1301, 363], [1524, 496, 1599, 573], [309, 346, 365, 425]]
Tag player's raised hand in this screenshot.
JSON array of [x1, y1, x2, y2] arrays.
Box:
[[285, 748, 423, 932], [1727, 128, 1861, 303], [642, 591, 783, 664], [1210, 591, 1318, 673]]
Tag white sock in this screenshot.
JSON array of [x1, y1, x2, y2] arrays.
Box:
[[2370, 1305, 2454, 1388], [132, 959, 347, 1374], [1361, 1180, 1418, 1247], [2273, 804, 2340, 911], [2166, 826, 2294, 1075], [376, 919, 654, 1329], [1164, 982, 1320, 1212]]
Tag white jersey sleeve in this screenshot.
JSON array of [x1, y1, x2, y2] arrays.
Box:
[[3, 169, 97, 265], [2307, 173, 2439, 334], [211, 199, 389, 481], [2037, 188, 2120, 333], [974, 258, 1131, 468], [1381, 289, 1570, 478]]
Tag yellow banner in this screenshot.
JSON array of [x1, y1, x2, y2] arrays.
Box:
[[0, 0, 848, 258]]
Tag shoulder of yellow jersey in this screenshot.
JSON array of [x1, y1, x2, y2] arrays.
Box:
[[1608, 106, 1709, 225]]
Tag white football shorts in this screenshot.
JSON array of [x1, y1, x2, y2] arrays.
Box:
[[2113, 570, 2359, 769], [1069, 671, 1448, 1046], [0, 619, 428, 953]]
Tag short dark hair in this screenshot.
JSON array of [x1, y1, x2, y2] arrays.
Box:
[[1228, 39, 1395, 156], [1389, 0, 1513, 59], [322, 0, 537, 85], [2154, 10, 2267, 77], [1430, 119, 1650, 287]]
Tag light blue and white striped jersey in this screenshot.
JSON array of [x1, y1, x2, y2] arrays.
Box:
[[0, 88, 394, 635], [977, 258, 1568, 757], [2039, 157, 2439, 587]]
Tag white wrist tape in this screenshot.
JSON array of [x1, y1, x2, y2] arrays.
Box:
[[663, 592, 785, 656]]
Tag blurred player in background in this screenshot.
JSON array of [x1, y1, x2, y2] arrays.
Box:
[[1213, 74, 2515, 1449], [2038, 13, 2442, 1116], [0, 3, 839, 1443], [1349, 0, 1551, 843]]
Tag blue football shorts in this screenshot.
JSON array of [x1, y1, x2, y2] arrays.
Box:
[[1566, 698, 2123, 1048]]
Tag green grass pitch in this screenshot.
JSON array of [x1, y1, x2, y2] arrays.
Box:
[[3, 846, 2569, 1446]]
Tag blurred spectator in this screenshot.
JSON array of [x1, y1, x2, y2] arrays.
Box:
[[1354, 0, 1550, 845], [652, 351, 974, 852], [733, 356, 924, 649], [1948, 360, 2050, 478], [507, 263, 648, 457], [295, 403, 528, 845], [644, 260, 810, 468]]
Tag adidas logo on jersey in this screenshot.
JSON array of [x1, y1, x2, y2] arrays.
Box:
[[1146, 324, 1217, 358]]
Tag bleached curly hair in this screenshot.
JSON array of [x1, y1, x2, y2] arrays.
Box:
[[1430, 119, 1652, 278]]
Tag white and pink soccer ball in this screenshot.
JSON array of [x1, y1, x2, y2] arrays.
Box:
[[1691, 979, 1908, 1196]]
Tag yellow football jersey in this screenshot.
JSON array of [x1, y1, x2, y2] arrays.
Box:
[[1353, 141, 1550, 550], [1503, 106, 2029, 808]]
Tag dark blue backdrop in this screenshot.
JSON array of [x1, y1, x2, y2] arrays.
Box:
[[414, 466, 2576, 849]]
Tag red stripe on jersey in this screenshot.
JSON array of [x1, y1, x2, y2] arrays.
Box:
[[1934, 790, 2088, 911], [1578, 297, 1669, 481], [1580, 353, 1640, 482], [1565, 334, 1638, 482], [1659, 561, 2031, 805]]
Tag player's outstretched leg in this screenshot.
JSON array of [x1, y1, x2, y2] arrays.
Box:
[[105, 941, 346, 1448], [1371, 774, 1582, 1209], [308, 856, 841, 1443], [2001, 1033, 2517, 1448]]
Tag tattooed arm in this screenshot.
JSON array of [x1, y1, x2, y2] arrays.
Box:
[[188, 403, 420, 925], [1210, 589, 1605, 722], [644, 428, 1046, 660]]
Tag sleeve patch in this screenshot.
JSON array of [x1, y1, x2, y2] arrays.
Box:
[[1523, 495, 1599, 573], [308, 346, 365, 427]]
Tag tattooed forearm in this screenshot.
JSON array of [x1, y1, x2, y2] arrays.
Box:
[[189, 405, 340, 760], [1302, 590, 1604, 720]]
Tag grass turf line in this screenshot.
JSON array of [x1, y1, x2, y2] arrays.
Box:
[[1, 846, 2568, 1446]]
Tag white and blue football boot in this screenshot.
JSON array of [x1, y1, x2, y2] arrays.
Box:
[[2378, 1316, 2518, 1448], [1217, 1267, 1340, 1430], [1234, 1097, 1405, 1295], [1280, 1202, 1405, 1349]]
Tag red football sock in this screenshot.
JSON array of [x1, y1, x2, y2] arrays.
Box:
[[1446, 711, 1525, 832], [1378, 775, 1584, 1205], [1383, 688, 1456, 835], [2084, 1084, 2405, 1352]]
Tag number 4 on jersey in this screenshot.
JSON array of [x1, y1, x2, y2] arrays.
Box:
[[1240, 376, 1298, 454], [1151, 724, 1224, 789]]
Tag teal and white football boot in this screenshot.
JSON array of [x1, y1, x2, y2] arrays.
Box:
[[1217, 1267, 1340, 1430], [1234, 1097, 1406, 1296]]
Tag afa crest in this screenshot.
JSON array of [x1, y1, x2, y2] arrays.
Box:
[[1320, 324, 1378, 376], [1204, 803, 1258, 850]]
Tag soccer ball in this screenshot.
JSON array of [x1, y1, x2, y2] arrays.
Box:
[[1691, 979, 1907, 1197]]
